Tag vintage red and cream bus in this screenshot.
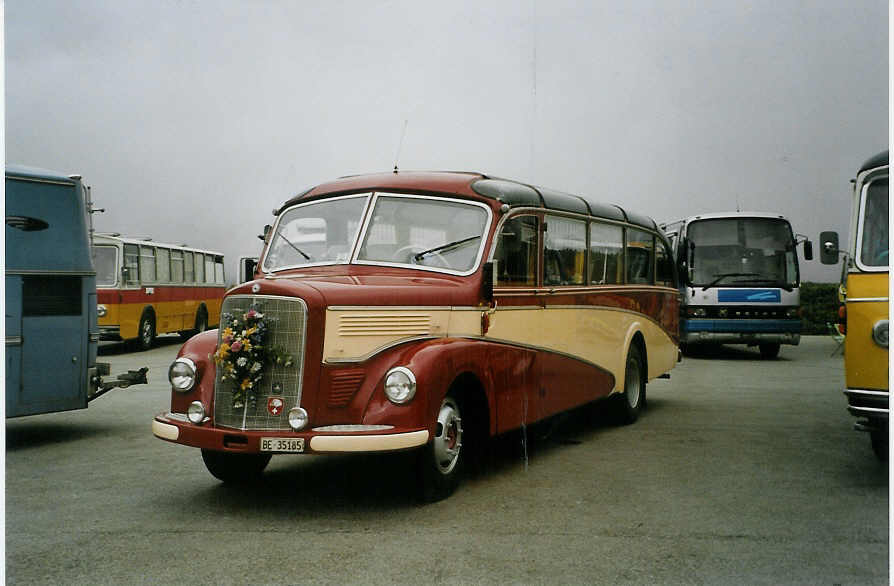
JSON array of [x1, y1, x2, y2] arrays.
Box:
[[92, 234, 226, 350], [153, 172, 680, 500]]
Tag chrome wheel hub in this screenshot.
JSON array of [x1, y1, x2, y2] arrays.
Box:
[[433, 398, 462, 475], [625, 359, 641, 408]]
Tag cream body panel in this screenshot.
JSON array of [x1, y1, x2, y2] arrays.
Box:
[[323, 308, 481, 362], [487, 306, 676, 392]]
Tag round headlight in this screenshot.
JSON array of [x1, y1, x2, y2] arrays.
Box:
[[384, 367, 417, 404], [872, 319, 889, 348], [187, 401, 206, 424], [97, 304, 107, 317], [168, 357, 197, 392], [288, 407, 308, 431]]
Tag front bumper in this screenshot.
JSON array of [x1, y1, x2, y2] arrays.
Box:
[[844, 388, 890, 422], [682, 318, 801, 345], [98, 325, 122, 341], [153, 412, 429, 454]]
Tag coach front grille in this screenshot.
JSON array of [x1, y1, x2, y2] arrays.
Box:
[[213, 295, 307, 431]]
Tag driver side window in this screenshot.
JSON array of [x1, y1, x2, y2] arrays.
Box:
[[493, 215, 539, 287]]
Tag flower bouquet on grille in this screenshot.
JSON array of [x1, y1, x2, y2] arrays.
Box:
[[214, 305, 293, 409]]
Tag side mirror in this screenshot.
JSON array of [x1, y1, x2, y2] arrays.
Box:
[[820, 231, 840, 265], [260, 224, 272, 242], [481, 261, 495, 303], [803, 240, 814, 261]]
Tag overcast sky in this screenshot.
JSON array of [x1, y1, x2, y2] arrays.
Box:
[[5, 0, 888, 282]]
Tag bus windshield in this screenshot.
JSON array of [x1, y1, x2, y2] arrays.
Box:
[[93, 246, 118, 287], [263, 194, 490, 273], [687, 217, 798, 288], [859, 179, 889, 268]]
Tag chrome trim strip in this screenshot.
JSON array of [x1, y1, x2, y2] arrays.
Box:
[[327, 305, 481, 311], [493, 303, 673, 334], [323, 336, 439, 364], [311, 424, 395, 432], [846, 297, 889, 303], [849, 406, 889, 415], [6, 336, 23, 347], [844, 389, 890, 397], [456, 334, 614, 378]]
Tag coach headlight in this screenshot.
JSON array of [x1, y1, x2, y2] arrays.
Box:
[[384, 366, 416, 404], [97, 304, 107, 317], [168, 357, 197, 392], [872, 319, 889, 348]]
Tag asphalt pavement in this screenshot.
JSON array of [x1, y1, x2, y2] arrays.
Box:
[[5, 336, 888, 585]]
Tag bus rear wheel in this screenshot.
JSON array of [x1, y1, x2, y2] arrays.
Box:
[[201, 449, 271, 483], [614, 344, 646, 424], [759, 343, 780, 359]]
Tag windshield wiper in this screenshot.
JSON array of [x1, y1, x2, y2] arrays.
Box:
[[413, 235, 481, 261], [701, 272, 761, 291], [273, 230, 311, 261]]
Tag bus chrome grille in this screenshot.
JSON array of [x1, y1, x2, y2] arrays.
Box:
[[213, 295, 307, 431]]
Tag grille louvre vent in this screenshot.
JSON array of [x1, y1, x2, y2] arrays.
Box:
[[328, 370, 365, 407], [338, 313, 431, 336]]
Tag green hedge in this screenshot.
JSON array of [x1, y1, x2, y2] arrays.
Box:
[[800, 282, 841, 335]]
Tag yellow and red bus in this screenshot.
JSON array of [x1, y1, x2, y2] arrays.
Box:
[[821, 150, 889, 459], [92, 234, 226, 350]]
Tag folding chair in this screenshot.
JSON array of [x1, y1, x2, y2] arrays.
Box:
[[827, 322, 845, 356]]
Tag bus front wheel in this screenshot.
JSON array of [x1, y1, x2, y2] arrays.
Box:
[[201, 449, 271, 483], [418, 395, 464, 502]]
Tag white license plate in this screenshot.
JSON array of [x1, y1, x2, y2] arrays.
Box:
[[260, 437, 305, 452]]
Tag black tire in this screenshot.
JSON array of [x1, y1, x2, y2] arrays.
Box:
[[870, 430, 888, 461], [180, 306, 209, 341], [136, 312, 155, 351], [614, 344, 646, 425], [759, 343, 781, 359], [418, 395, 464, 502], [201, 449, 272, 483]]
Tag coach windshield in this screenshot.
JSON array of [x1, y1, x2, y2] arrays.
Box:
[[264, 192, 491, 275], [263, 194, 369, 271]]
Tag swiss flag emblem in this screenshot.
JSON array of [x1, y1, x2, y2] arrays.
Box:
[[267, 397, 284, 416]]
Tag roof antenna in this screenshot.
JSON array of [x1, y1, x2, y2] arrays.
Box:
[[393, 119, 408, 173]]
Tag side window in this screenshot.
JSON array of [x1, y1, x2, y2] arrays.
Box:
[[589, 222, 623, 285], [656, 240, 676, 287], [184, 251, 195, 283], [124, 244, 140, 285], [156, 248, 171, 283], [214, 256, 225, 284], [626, 229, 655, 284], [493, 215, 538, 287], [195, 253, 205, 283], [140, 245, 157, 283], [204, 255, 214, 283], [171, 250, 184, 283], [544, 215, 586, 285]]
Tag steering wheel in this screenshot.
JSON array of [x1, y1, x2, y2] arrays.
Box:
[[391, 245, 451, 269]]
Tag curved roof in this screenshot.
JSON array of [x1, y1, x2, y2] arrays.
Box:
[[6, 164, 79, 184], [278, 170, 658, 231], [859, 150, 888, 174]]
